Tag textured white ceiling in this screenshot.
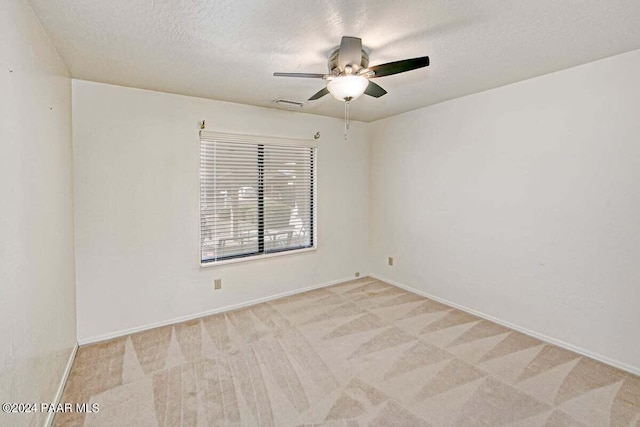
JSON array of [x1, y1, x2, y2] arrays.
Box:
[[28, 0, 640, 122]]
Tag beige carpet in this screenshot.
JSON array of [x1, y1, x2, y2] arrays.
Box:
[[54, 277, 639, 426]]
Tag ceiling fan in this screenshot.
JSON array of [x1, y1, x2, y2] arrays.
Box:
[[274, 36, 430, 102]]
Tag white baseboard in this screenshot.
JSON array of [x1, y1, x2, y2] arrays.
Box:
[[78, 275, 363, 346], [370, 274, 640, 377], [45, 342, 78, 427]]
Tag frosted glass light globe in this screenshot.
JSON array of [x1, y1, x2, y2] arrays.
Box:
[[327, 75, 369, 101]]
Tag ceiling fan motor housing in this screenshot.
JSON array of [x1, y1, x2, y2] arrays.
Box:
[[329, 48, 369, 74]]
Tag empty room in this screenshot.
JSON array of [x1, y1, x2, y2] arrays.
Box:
[[2, 0, 640, 426]]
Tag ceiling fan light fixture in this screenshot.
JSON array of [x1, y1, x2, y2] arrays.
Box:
[[327, 75, 369, 101]]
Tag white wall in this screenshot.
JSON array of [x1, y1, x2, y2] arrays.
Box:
[[369, 49, 640, 373], [72, 80, 370, 342], [0, 0, 77, 425]]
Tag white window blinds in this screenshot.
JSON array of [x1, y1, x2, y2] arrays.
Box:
[[200, 131, 316, 264]]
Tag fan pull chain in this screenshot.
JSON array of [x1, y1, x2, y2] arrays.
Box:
[[344, 100, 350, 140]]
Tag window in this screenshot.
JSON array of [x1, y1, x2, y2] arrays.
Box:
[[200, 131, 317, 264]]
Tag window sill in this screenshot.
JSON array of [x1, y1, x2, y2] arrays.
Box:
[[200, 246, 317, 268]]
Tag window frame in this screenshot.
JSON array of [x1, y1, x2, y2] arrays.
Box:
[[198, 130, 317, 267]]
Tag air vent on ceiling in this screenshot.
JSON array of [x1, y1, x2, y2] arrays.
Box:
[[274, 99, 305, 110]]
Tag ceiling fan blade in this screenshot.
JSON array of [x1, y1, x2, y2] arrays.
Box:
[[308, 87, 329, 101], [364, 81, 387, 98], [273, 72, 327, 78], [338, 36, 363, 69], [369, 56, 430, 78]]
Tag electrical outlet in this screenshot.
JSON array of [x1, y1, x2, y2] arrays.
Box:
[[388, 257, 394, 266], [214, 279, 222, 290], [355, 272, 360, 277]]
